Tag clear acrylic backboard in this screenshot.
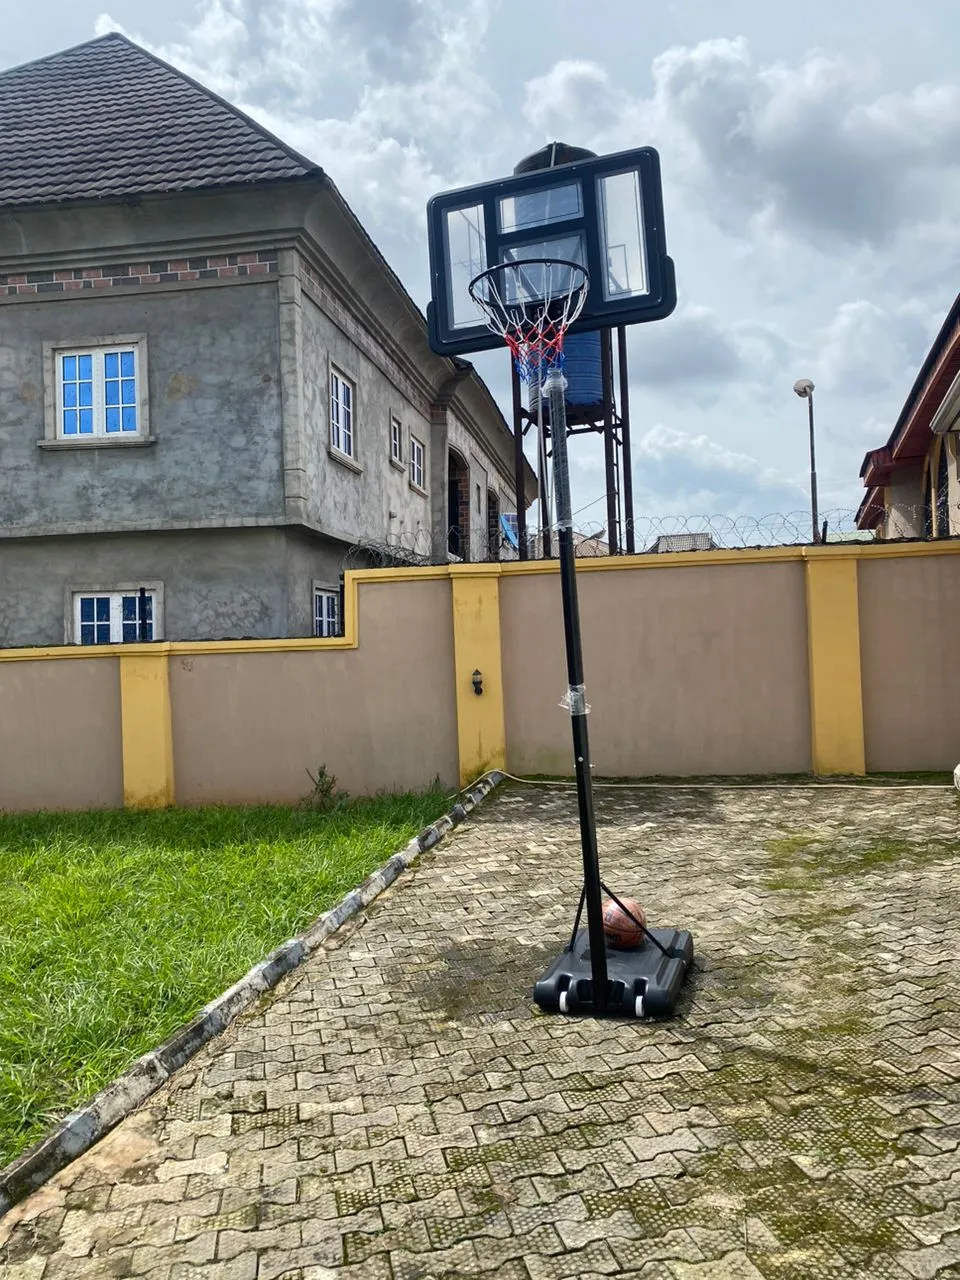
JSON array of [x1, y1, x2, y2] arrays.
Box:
[[426, 146, 676, 357]]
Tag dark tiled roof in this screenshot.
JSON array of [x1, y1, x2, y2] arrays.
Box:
[[0, 33, 318, 208]]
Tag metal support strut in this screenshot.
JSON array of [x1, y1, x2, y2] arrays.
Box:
[[543, 367, 608, 1011], [511, 363, 528, 559]]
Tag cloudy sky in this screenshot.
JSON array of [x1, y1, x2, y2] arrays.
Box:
[[5, 1, 960, 535]]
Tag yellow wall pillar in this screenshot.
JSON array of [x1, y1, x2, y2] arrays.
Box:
[[119, 649, 175, 807], [450, 564, 506, 786], [804, 553, 865, 775]]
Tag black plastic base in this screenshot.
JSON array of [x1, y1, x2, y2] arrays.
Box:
[[533, 927, 694, 1018]]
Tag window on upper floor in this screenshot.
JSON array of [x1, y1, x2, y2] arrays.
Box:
[[330, 369, 355, 458], [390, 416, 403, 465], [71, 587, 158, 645], [410, 435, 425, 492], [56, 344, 143, 440], [314, 586, 341, 637]]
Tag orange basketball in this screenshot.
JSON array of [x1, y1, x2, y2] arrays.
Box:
[[602, 897, 646, 948]]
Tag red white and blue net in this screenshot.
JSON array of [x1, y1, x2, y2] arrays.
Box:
[[468, 258, 590, 384]]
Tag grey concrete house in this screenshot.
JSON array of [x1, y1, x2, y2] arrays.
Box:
[[0, 34, 533, 647]]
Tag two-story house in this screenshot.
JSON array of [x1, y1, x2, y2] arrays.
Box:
[[0, 33, 534, 647]]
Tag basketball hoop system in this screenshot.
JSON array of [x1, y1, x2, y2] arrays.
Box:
[[468, 258, 590, 386], [430, 158, 692, 1019], [471, 255, 627, 1009]]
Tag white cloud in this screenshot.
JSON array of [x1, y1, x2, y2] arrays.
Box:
[[626, 305, 792, 402], [636, 424, 783, 482], [814, 299, 933, 397], [522, 60, 626, 138], [521, 37, 960, 252], [631, 424, 809, 516]]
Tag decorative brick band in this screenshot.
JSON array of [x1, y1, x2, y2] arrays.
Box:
[[0, 251, 278, 297], [0, 771, 504, 1218]]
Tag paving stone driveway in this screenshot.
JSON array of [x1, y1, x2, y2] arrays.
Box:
[[3, 782, 960, 1280]]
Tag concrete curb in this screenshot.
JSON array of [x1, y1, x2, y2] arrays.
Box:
[[0, 772, 504, 1219]]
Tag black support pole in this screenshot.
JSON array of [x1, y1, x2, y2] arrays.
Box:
[[601, 330, 618, 555], [512, 361, 528, 559], [544, 367, 608, 1011], [618, 327, 635, 555], [807, 391, 820, 545], [539, 415, 553, 560]]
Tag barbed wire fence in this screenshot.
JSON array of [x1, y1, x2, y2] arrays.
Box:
[[340, 529, 439, 572], [328, 502, 948, 632], [567, 508, 869, 555], [340, 504, 949, 569]]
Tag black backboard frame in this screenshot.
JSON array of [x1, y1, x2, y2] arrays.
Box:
[[426, 146, 676, 358]]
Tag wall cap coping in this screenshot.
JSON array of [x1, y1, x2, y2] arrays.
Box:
[[496, 539, 960, 574]]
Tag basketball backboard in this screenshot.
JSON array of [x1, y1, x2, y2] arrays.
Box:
[[426, 146, 676, 358]]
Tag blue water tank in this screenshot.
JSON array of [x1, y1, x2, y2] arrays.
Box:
[[562, 331, 603, 408]]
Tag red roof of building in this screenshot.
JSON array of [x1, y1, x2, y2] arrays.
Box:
[[857, 293, 960, 527]]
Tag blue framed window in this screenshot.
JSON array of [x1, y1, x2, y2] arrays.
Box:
[[60, 354, 95, 436], [57, 346, 141, 438], [314, 587, 340, 637], [330, 370, 355, 458], [78, 595, 112, 645], [74, 590, 156, 645]]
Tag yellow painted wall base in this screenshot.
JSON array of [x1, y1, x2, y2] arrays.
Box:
[[804, 555, 866, 775], [450, 566, 507, 786], [119, 652, 176, 807]]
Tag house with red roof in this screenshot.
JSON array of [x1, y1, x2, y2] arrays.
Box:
[[857, 295, 960, 539]]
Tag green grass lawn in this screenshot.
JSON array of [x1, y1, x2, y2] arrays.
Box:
[[0, 789, 450, 1169]]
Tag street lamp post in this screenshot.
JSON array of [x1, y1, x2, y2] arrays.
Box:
[[793, 378, 819, 544]]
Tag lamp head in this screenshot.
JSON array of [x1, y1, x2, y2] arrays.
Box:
[[793, 378, 815, 398]]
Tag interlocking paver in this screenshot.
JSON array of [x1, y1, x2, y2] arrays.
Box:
[[2, 782, 960, 1278]]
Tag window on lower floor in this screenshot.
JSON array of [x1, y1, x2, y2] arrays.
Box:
[[314, 587, 341, 637], [390, 416, 403, 463], [410, 434, 425, 490], [73, 588, 156, 644], [57, 345, 142, 439]]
